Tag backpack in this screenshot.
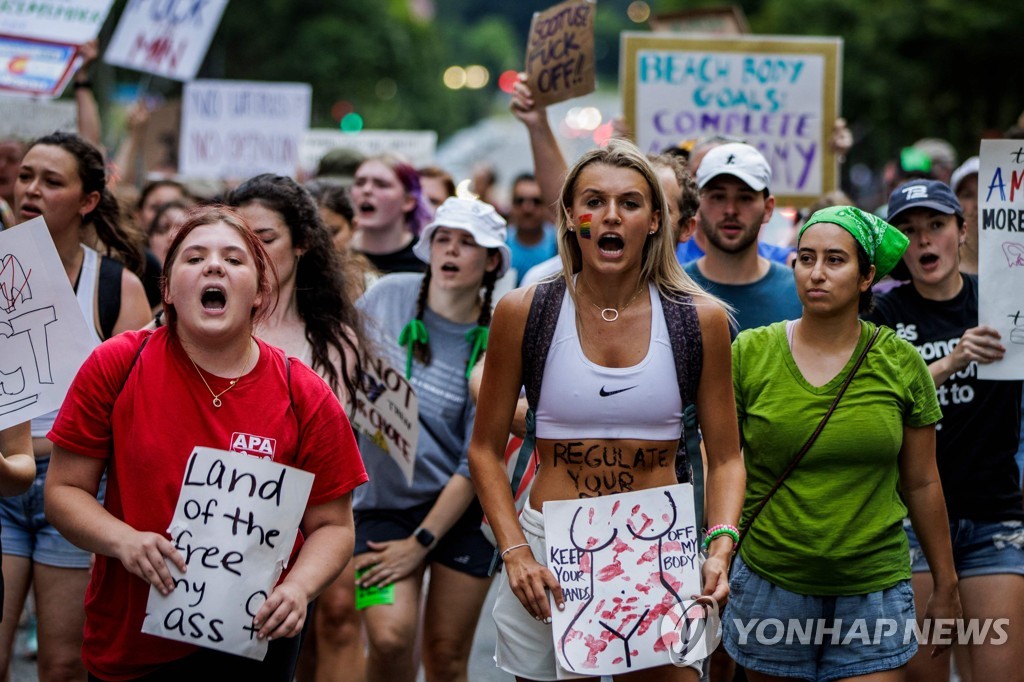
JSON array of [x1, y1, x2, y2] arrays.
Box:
[[513, 277, 706, 522]]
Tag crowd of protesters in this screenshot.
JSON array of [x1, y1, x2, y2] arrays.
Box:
[[0, 43, 1020, 682]]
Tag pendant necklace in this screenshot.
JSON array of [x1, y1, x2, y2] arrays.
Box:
[[187, 338, 254, 408]]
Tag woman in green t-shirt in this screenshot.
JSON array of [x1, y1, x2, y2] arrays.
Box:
[[724, 206, 961, 681]]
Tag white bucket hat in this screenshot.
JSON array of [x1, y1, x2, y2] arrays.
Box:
[[414, 197, 512, 277]]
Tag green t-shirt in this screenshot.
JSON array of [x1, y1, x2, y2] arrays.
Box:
[[733, 321, 942, 595]]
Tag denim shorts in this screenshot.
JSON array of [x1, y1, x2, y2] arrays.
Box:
[[722, 555, 917, 682], [0, 456, 104, 568], [905, 517, 1024, 577]]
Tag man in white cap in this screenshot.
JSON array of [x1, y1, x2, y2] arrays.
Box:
[[684, 142, 802, 335], [951, 155, 980, 275]]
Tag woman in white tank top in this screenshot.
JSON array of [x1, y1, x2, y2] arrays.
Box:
[[2, 133, 150, 681], [470, 140, 745, 681]]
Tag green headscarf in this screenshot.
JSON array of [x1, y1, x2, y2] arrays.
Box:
[[798, 206, 908, 283]]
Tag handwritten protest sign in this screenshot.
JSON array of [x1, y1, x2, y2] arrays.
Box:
[[0, 0, 113, 44], [0, 36, 78, 97], [978, 140, 1024, 380], [0, 218, 95, 431], [104, 0, 229, 81], [622, 33, 842, 206], [525, 0, 596, 108], [543, 484, 701, 676], [299, 129, 438, 178], [142, 447, 313, 660], [180, 79, 311, 179], [350, 354, 418, 486], [0, 95, 75, 138]]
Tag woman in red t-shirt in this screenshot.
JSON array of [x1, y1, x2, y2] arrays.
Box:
[[43, 207, 366, 681]]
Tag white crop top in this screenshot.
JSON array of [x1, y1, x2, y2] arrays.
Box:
[[534, 281, 683, 440]]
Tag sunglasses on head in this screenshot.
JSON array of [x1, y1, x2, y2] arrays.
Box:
[[513, 196, 543, 207]]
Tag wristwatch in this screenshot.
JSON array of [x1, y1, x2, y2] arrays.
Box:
[[413, 526, 436, 549]]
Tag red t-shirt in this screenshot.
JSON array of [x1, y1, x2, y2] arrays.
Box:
[[48, 328, 367, 680]]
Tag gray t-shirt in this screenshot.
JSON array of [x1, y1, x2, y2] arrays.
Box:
[[355, 273, 477, 510]]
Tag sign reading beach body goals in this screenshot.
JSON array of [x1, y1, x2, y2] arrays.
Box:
[[978, 140, 1024, 380], [543, 484, 703, 676], [142, 447, 313, 660], [622, 33, 842, 206]]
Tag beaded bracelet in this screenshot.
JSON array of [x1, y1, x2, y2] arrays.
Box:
[[500, 543, 530, 560], [701, 524, 740, 552]]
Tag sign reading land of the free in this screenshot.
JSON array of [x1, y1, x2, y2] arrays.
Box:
[[525, 0, 596, 107], [0, 217, 95, 431], [0, 0, 113, 44], [180, 79, 311, 180], [543, 484, 701, 676], [141, 447, 313, 660], [104, 0, 229, 81], [622, 33, 842, 206], [978, 140, 1024, 380]]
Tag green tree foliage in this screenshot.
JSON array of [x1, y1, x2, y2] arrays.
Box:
[[659, 0, 1024, 166]]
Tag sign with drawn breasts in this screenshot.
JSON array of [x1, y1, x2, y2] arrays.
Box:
[[543, 484, 701, 676]]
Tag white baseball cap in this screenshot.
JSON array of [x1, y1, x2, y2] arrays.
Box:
[[414, 197, 512, 276], [950, 156, 979, 194], [696, 142, 772, 192]]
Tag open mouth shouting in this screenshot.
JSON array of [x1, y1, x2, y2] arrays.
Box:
[[440, 262, 460, 274], [597, 233, 625, 258], [918, 252, 941, 272], [201, 284, 227, 312], [17, 201, 42, 221]]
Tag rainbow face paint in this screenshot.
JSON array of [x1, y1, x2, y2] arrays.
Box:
[[578, 213, 592, 239]]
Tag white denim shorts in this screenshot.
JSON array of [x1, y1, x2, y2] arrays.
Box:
[[492, 500, 703, 680]]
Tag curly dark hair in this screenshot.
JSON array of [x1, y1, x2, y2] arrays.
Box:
[[227, 174, 365, 402], [29, 132, 143, 274]]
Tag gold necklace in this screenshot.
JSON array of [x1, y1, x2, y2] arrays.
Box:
[[186, 338, 254, 408], [580, 278, 644, 322]]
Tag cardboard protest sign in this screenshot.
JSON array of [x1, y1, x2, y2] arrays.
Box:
[[350, 354, 418, 486], [0, 0, 113, 44], [142, 447, 313, 660], [648, 6, 750, 35], [0, 218, 95, 431], [622, 33, 842, 206], [104, 0, 229, 81], [543, 484, 701, 676], [525, 0, 596, 108], [0, 95, 75, 137], [978, 140, 1024, 380], [299, 129, 438, 178], [180, 79, 311, 179], [0, 36, 78, 97]]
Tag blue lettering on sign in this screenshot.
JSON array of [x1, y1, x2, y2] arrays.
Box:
[[638, 53, 730, 84], [741, 57, 805, 85], [693, 86, 784, 113], [134, 0, 211, 26]]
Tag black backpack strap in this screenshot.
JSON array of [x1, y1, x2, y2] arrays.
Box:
[[117, 334, 151, 395], [660, 291, 705, 523], [521, 278, 566, 411], [509, 278, 566, 495]]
